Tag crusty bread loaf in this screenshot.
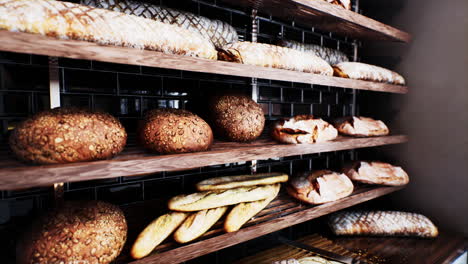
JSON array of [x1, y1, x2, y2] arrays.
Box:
[[287, 170, 354, 204], [130, 212, 188, 259], [208, 95, 265, 142], [277, 39, 349, 65], [17, 201, 127, 264], [333, 116, 389, 137], [82, 0, 238, 49], [168, 184, 280, 212], [9, 107, 127, 164], [174, 206, 228, 243], [224, 183, 280, 232], [218, 42, 333, 76], [324, 0, 351, 10], [343, 161, 409, 186], [139, 108, 213, 154], [0, 0, 217, 59], [272, 115, 338, 144], [333, 62, 405, 85], [329, 211, 439, 238], [196, 172, 288, 191]]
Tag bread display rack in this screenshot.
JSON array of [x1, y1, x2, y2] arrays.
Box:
[[0, 0, 412, 263]]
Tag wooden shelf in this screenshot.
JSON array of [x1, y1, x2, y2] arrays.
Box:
[[0, 31, 407, 94], [119, 185, 404, 264], [220, 0, 411, 42], [0, 135, 407, 190]]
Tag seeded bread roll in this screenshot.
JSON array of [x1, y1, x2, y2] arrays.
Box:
[[208, 95, 265, 142], [17, 201, 127, 264], [139, 108, 213, 154], [9, 107, 127, 164]]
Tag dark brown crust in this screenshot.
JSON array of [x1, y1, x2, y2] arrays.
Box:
[[208, 95, 265, 142], [139, 108, 213, 154], [18, 201, 127, 264], [9, 107, 127, 164]]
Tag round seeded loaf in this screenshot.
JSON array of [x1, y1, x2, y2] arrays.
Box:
[[17, 201, 127, 264], [9, 107, 127, 164], [139, 108, 213, 154], [208, 95, 265, 142]]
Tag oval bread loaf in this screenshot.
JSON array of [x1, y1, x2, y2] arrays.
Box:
[[174, 206, 228, 243], [9, 107, 127, 164], [196, 172, 288, 191], [333, 62, 405, 85], [333, 116, 389, 137], [272, 115, 338, 144], [168, 184, 280, 212], [343, 161, 409, 186]]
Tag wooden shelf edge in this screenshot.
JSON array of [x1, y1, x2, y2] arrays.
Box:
[[0, 135, 408, 190], [0, 31, 407, 94], [129, 186, 404, 264]]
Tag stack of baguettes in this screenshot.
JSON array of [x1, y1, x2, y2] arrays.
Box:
[[130, 172, 289, 260]]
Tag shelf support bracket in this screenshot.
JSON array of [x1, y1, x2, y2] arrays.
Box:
[[250, 9, 259, 174]]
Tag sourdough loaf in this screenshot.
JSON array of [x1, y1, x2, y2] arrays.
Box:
[[333, 62, 405, 85], [343, 161, 409, 186], [333, 116, 389, 137], [272, 115, 338, 144]]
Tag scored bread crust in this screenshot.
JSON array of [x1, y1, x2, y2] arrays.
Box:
[[174, 206, 228, 243], [9, 107, 127, 164], [196, 172, 288, 191], [139, 108, 213, 154], [130, 212, 188, 259], [333, 116, 389, 137], [271, 115, 338, 144], [277, 39, 349, 66], [333, 62, 406, 85], [0, 0, 217, 59], [168, 184, 280, 212], [218, 42, 333, 76], [343, 161, 409, 186], [224, 183, 280, 232], [287, 170, 354, 204], [329, 211, 439, 238]]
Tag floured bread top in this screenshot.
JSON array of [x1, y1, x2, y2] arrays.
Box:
[[347, 161, 409, 186], [336, 116, 389, 137]]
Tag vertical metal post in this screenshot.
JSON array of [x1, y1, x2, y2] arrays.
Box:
[[250, 9, 259, 174], [49, 57, 64, 206], [351, 0, 359, 161]]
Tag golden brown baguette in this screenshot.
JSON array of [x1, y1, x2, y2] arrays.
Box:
[[224, 183, 280, 232], [130, 212, 188, 259], [0, 0, 217, 59], [329, 211, 439, 238], [218, 42, 333, 76], [196, 172, 288, 191], [168, 184, 280, 212], [174, 206, 228, 243], [333, 62, 405, 85]]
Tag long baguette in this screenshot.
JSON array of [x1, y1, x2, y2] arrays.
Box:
[[174, 206, 228, 243], [168, 184, 280, 212], [82, 0, 238, 48], [218, 42, 333, 76], [130, 212, 188, 259], [196, 172, 288, 191], [329, 211, 439, 238], [224, 183, 280, 232], [0, 0, 217, 60]]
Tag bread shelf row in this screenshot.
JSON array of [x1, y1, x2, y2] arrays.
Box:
[[0, 31, 408, 94], [219, 0, 411, 43], [119, 185, 404, 264], [0, 135, 408, 190]]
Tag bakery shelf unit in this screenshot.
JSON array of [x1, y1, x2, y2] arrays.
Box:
[[120, 186, 403, 264]]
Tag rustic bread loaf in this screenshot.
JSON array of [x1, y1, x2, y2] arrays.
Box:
[[218, 42, 333, 76], [17, 201, 127, 264], [333, 116, 389, 137], [82, 0, 238, 49], [168, 184, 280, 212], [333, 62, 405, 85], [196, 172, 288, 191], [343, 161, 409, 186], [139, 108, 213, 154], [287, 170, 354, 204], [174, 206, 228, 243], [224, 183, 280, 232], [0, 0, 217, 59], [329, 211, 439, 237], [9, 107, 127, 164], [131, 211, 188, 259], [277, 39, 349, 65], [208, 95, 265, 142], [325, 0, 351, 10], [272, 115, 338, 144]]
